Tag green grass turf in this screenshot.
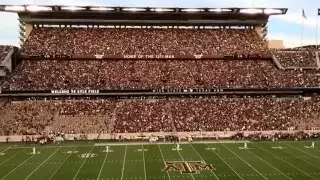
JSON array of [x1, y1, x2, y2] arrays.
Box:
[[0, 141, 319, 180]]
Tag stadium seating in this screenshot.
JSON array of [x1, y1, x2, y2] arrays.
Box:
[[1, 27, 320, 136], [3, 59, 320, 90], [274, 49, 318, 67], [22, 27, 268, 55], [1, 97, 320, 135], [4, 27, 318, 90], [0, 100, 58, 135], [113, 99, 172, 133], [170, 97, 320, 132]]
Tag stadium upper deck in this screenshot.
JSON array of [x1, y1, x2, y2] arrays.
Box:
[[1, 5, 287, 58], [2, 5, 320, 95]]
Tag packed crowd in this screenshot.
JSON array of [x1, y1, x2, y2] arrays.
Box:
[[246, 131, 320, 141], [51, 100, 116, 134], [170, 97, 320, 131], [2, 27, 320, 137], [113, 99, 172, 133], [0, 97, 320, 135], [274, 49, 318, 67], [3, 59, 320, 90], [0, 100, 58, 135], [22, 27, 268, 56], [4, 27, 320, 90], [0, 45, 11, 63]]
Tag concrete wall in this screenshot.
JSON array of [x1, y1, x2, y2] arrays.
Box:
[[24, 24, 34, 40], [1, 130, 320, 142], [0, 47, 13, 74], [268, 40, 284, 49], [254, 26, 263, 38]]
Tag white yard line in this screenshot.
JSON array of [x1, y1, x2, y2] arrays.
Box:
[[0, 147, 10, 153], [0, 148, 23, 167], [205, 144, 244, 180], [25, 147, 61, 180], [48, 147, 77, 180], [222, 144, 269, 180], [286, 143, 320, 160], [120, 145, 128, 180], [175, 145, 195, 180], [96, 146, 110, 180], [282, 143, 320, 171], [189, 144, 220, 180], [314, 148, 320, 154], [253, 143, 318, 180], [142, 145, 147, 180], [248, 148, 293, 180], [157, 144, 171, 180], [72, 146, 95, 180], [1, 147, 44, 180]]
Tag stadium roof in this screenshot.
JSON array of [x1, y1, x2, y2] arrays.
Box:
[[0, 5, 287, 26]]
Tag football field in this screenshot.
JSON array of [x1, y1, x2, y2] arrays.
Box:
[[0, 141, 319, 180]]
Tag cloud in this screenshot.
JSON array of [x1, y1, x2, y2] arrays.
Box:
[[273, 10, 319, 28]]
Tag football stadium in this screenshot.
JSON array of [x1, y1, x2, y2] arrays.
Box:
[[0, 4, 320, 180]]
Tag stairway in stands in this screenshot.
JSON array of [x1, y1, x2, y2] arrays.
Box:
[[165, 102, 177, 133], [108, 101, 123, 133]]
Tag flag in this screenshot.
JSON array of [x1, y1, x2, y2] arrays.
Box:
[[302, 9, 307, 19]]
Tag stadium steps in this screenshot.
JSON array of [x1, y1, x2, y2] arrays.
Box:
[[0, 98, 8, 109], [165, 103, 177, 132], [271, 53, 285, 70], [315, 51, 320, 68], [0, 46, 14, 67], [108, 101, 123, 133], [53, 106, 61, 119]]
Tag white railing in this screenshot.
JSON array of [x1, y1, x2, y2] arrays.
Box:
[[1, 129, 320, 142]]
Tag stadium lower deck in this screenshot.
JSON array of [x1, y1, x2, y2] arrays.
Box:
[[0, 141, 319, 180]]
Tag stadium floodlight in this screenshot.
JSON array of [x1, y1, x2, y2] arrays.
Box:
[[153, 8, 174, 12], [208, 8, 232, 12], [122, 8, 146, 12], [181, 8, 202, 12], [4, 5, 25, 12], [61, 6, 85, 11], [240, 8, 263, 14], [26, 5, 52, 12], [90, 7, 114, 11], [264, 9, 283, 14]]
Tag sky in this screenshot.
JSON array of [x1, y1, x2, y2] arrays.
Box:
[[0, 0, 320, 48]]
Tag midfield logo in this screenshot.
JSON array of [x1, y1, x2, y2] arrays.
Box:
[[79, 153, 98, 158], [163, 161, 213, 174]]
